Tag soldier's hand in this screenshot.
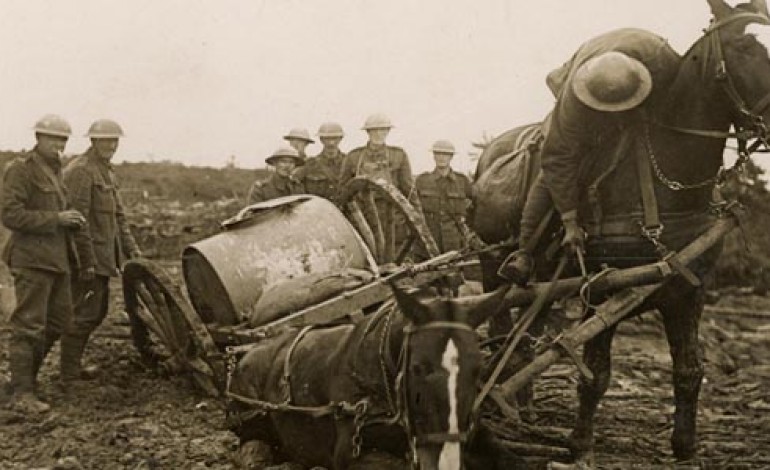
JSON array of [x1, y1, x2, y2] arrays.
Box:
[[561, 218, 585, 254], [58, 210, 86, 229], [80, 266, 96, 281]]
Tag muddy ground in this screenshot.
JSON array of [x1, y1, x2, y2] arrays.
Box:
[[0, 271, 768, 469]]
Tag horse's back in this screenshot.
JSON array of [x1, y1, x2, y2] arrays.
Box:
[[471, 122, 543, 243], [230, 323, 356, 467]]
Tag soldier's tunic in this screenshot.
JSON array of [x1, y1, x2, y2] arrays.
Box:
[[63, 148, 140, 337], [415, 169, 473, 252], [340, 144, 419, 204], [295, 149, 345, 202], [247, 173, 305, 205], [1, 149, 77, 391]]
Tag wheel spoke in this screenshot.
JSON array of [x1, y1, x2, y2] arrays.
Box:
[[346, 201, 377, 256]]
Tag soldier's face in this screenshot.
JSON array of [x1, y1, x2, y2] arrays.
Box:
[[288, 139, 309, 153], [367, 128, 390, 145], [433, 152, 453, 169], [93, 138, 120, 161], [36, 134, 68, 159], [274, 157, 297, 176], [320, 136, 342, 150]]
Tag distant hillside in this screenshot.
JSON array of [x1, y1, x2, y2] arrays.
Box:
[[0, 151, 269, 204]]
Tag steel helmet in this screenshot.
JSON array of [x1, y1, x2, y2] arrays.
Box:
[[431, 140, 456, 154], [283, 128, 315, 143], [86, 119, 124, 139], [361, 113, 393, 130], [266, 145, 304, 166], [33, 114, 72, 137], [317, 122, 345, 138], [572, 51, 652, 112]]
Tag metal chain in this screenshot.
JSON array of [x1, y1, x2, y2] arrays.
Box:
[[351, 400, 369, 458], [645, 123, 719, 191]]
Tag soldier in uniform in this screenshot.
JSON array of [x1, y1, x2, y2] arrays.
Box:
[[1, 115, 86, 413], [246, 146, 305, 205], [283, 128, 314, 162], [60, 119, 142, 381], [340, 114, 421, 263], [340, 114, 420, 206], [500, 29, 680, 285], [415, 140, 474, 253], [294, 122, 346, 203]]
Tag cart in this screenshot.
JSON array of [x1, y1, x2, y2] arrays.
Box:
[[122, 177, 461, 396]]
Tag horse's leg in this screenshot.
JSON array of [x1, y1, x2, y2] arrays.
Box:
[[332, 420, 356, 470], [569, 323, 617, 463], [658, 285, 705, 462]]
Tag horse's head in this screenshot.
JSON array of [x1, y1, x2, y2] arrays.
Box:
[[705, 0, 770, 145], [390, 283, 507, 470]]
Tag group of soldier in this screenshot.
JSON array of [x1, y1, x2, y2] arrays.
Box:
[[1, 115, 140, 413], [247, 113, 475, 254]]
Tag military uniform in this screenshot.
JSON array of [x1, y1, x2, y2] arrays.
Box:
[[247, 173, 305, 205], [340, 144, 419, 204], [540, 28, 680, 218], [1, 149, 77, 395], [62, 148, 140, 360], [294, 149, 345, 202], [415, 169, 473, 252]]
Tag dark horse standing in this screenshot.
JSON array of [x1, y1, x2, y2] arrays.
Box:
[[227, 284, 511, 470], [471, 0, 770, 465]]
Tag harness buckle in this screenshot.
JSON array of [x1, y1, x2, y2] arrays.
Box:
[[641, 223, 664, 242]]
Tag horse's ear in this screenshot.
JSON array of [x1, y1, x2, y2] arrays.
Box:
[[708, 0, 734, 20], [453, 285, 510, 329], [390, 282, 432, 324]]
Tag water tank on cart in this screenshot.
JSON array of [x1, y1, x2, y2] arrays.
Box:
[[182, 195, 378, 326]]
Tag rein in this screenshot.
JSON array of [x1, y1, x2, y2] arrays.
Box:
[[656, 12, 770, 162]]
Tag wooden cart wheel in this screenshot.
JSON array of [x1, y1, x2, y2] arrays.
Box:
[[338, 176, 440, 266], [123, 259, 225, 397]]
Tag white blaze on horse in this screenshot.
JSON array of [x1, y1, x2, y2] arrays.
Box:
[[471, 0, 770, 466]]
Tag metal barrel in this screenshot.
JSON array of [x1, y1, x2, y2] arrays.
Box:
[[182, 195, 377, 326]]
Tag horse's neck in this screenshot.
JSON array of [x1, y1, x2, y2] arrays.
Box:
[[646, 50, 732, 211]]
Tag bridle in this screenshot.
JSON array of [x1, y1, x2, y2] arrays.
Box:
[[379, 315, 477, 468], [658, 12, 770, 167]]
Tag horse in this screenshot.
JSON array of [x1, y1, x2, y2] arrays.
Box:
[[470, 0, 770, 465], [226, 283, 513, 470]]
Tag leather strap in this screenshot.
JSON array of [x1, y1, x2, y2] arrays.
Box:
[[635, 140, 661, 233]]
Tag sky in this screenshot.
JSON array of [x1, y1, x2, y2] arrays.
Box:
[[1, 0, 768, 173]]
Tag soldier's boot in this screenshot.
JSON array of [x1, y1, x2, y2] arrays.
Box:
[[31, 332, 58, 391], [498, 249, 534, 287], [9, 341, 51, 414], [60, 334, 98, 382]]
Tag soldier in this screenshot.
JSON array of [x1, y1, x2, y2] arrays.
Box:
[[500, 30, 680, 285], [340, 114, 420, 207], [60, 119, 142, 381], [246, 146, 305, 204], [294, 122, 346, 203], [415, 140, 474, 253], [1, 114, 86, 413], [283, 128, 314, 162]]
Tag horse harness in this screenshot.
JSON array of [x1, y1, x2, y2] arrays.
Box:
[[633, 12, 770, 269], [225, 302, 477, 463]]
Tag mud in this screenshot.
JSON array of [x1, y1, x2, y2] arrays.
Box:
[[1, 280, 768, 469]]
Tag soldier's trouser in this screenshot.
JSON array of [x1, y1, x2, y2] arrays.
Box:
[[8, 268, 72, 393], [518, 175, 554, 250], [60, 275, 110, 377], [68, 275, 110, 337]]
